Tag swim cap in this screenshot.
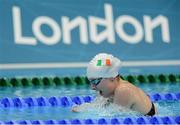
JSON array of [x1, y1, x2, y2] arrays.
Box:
[[87, 53, 122, 79]]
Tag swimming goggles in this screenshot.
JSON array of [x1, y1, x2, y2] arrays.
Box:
[[89, 75, 120, 86], [89, 78, 103, 86]]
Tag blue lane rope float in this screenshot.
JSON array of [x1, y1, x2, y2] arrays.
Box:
[[0, 116, 180, 124], [0, 74, 180, 87], [0, 93, 179, 108]]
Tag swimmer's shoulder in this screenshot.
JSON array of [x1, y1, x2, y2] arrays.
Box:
[[115, 80, 137, 101], [114, 83, 135, 107], [118, 79, 134, 90], [115, 83, 132, 97]]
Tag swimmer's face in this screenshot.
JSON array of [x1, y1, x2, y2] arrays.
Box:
[[89, 77, 116, 98]]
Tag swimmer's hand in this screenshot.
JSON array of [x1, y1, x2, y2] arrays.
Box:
[[71, 105, 79, 112], [71, 103, 91, 112]]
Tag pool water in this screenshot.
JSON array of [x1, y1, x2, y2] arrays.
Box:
[[0, 83, 179, 98], [0, 101, 179, 121], [0, 83, 179, 121]]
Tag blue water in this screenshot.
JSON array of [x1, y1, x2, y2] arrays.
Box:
[[0, 83, 179, 98], [0, 101, 179, 121], [0, 83, 179, 121]]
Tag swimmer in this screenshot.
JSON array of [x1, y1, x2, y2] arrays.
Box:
[[72, 53, 157, 116]]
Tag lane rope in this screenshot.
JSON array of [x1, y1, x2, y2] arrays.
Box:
[[0, 93, 179, 108], [0, 74, 180, 87], [1, 116, 180, 124]]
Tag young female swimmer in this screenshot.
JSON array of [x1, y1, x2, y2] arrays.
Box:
[[72, 53, 157, 116]]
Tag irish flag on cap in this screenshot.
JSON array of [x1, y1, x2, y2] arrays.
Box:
[[97, 59, 111, 66]]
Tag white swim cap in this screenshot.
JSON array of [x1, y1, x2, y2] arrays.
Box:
[[87, 53, 122, 79]]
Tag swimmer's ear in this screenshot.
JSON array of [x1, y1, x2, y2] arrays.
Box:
[[116, 76, 120, 81], [114, 75, 120, 81], [109, 75, 119, 82], [109, 78, 114, 82], [110, 76, 119, 82]]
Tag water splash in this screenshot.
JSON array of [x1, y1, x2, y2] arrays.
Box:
[[72, 95, 141, 119], [72, 96, 179, 119]]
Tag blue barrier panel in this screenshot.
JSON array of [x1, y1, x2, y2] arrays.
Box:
[[0, 93, 179, 108], [0, 0, 180, 77], [1, 116, 180, 124]]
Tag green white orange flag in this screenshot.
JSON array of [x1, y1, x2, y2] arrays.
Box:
[[97, 59, 111, 66]]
